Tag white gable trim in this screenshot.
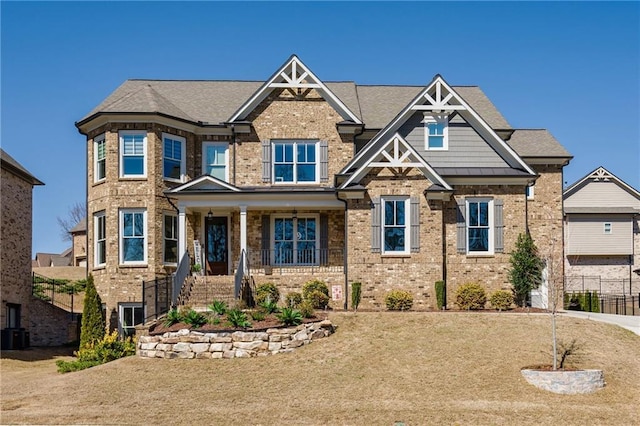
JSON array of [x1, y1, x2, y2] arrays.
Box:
[[339, 75, 535, 177], [340, 133, 451, 190], [167, 175, 240, 193], [229, 55, 362, 124], [564, 166, 640, 199]]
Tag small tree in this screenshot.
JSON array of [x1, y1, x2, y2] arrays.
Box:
[[508, 232, 543, 307], [80, 274, 105, 350]]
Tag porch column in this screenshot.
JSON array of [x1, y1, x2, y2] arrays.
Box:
[[178, 206, 187, 261], [239, 205, 247, 254]]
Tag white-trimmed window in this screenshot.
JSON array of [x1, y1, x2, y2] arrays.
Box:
[[94, 134, 106, 182], [467, 198, 494, 254], [202, 142, 229, 181], [273, 140, 318, 184], [119, 131, 147, 178], [163, 213, 178, 264], [604, 222, 612, 234], [163, 133, 185, 182], [526, 185, 535, 200], [382, 197, 410, 254], [94, 211, 106, 267], [425, 115, 448, 150], [119, 209, 147, 264], [272, 215, 318, 265], [119, 303, 144, 338]]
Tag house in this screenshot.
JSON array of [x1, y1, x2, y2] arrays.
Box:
[[76, 55, 571, 333], [564, 167, 640, 294], [70, 218, 87, 267], [1, 148, 44, 349], [32, 251, 72, 267]]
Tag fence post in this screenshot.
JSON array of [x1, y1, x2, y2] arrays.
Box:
[[154, 278, 159, 320], [141, 279, 146, 323]]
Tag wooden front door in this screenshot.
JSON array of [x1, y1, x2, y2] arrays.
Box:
[[205, 216, 228, 275]]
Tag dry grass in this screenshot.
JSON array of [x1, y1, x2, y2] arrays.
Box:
[[1, 312, 639, 425]]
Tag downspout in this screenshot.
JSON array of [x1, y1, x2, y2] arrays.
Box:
[[442, 198, 447, 309], [230, 125, 237, 186], [336, 193, 349, 310]]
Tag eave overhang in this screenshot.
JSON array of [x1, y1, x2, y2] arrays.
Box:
[[76, 112, 232, 136]]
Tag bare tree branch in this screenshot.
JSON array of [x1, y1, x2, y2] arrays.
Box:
[[57, 202, 86, 242]]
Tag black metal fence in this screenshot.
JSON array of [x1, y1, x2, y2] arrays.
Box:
[[31, 272, 79, 313], [142, 276, 172, 323], [599, 294, 639, 316]]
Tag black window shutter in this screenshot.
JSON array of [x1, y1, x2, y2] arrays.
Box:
[[456, 198, 466, 253], [320, 213, 329, 265], [261, 214, 270, 265], [371, 197, 381, 253]]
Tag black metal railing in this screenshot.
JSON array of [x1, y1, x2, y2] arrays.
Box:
[[31, 272, 78, 313], [142, 276, 172, 323], [173, 252, 191, 304], [599, 293, 639, 316], [248, 248, 344, 274]]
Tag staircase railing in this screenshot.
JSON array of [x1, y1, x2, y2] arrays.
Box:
[[31, 272, 79, 314], [234, 249, 248, 298], [173, 252, 191, 305]]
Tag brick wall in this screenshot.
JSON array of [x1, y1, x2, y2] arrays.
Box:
[[29, 298, 78, 346]]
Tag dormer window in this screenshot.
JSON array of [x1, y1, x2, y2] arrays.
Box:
[[424, 115, 448, 150]]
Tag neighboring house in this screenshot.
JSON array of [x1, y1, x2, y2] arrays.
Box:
[[564, 167, 640, 294], [76, 55, 571, 332], [70, 218, 87, 267], [33, 251, 72, 267], [1, 148, 44, 348]]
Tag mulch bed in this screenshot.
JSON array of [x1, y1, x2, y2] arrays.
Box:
[[150, 315, 325, 335]]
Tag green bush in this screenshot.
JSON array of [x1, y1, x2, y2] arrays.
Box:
[[384, 289, 413, 311], [277, 307, 303, 326], [455, 283, 487, 310], [56, 359, 101, 373], [57, 331, 135, 373], [164, 308, 182, 326], [285, 292, 303, 308], [590, 291, 600, 313], [351, 282, 362, 311], [302, 280, 330, 309], [298, 300, 315, 318], [259, 299, 279, 314], [80, 274, 105, 350], [227, 308, 251, 329], [250, 310, 266, 321], [489, 290, 513, 311], [182, 309, 207, 328], [435, 281, 445, 310], [208, 300, 228, 316], [255, 282, 280, 305]]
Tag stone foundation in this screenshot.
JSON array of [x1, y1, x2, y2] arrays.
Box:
[[521, 369, 605, 394], [137, 320, 334, 359]]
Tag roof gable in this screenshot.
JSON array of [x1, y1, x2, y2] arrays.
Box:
[[340, 133, 451, 190], [229, 55, 362, 124], [167, 175, 240, 194], [564, 166, 640, 209], [340, 75, 536, 178]]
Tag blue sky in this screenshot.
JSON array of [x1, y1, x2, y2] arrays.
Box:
[[2, 1, 639, 256]]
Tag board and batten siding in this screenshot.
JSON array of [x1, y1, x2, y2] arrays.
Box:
[[398, 112, 509, 168], [566, 215, 634, 255], [565, 181, 640, 209]]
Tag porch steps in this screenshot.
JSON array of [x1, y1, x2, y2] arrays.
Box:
[[180, 276, 236, 308]]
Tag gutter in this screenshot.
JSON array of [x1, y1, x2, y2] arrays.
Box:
[[335, 192, 349, 310]]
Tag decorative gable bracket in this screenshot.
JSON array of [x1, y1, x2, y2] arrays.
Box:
[[410, 78, 465, 112]]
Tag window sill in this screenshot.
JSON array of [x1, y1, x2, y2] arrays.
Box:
[[466, 253, 495, 258], [163, 178, 184, 184], [381, 253, 411, 258], [92, 265, 106, 271], [118, 263, 148, 268], [119, 176, 147, 181], [92, 179, 106, 187]]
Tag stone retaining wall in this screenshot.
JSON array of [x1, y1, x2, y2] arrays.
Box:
[[137, 320, 334, 359], [521, 369, 605, 394]]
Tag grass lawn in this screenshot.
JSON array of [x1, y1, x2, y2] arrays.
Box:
[[1, 311, 639, 425]]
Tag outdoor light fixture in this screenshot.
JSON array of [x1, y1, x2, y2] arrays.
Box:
[[207, 209, 213, 219]]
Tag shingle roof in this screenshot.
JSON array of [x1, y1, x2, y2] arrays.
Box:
[[507, 129, 572, 158], [70, 217, 86, 234], [0, 148, 44, 185]]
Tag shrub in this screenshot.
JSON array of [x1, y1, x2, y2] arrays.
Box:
[[298, 300, 315, 318], [57, 331, 135, 373], [277, 307, 303, 326], [435, 281, 445, 310], [80, 274, 105, 350], [489, 290, 514, 311], [209, 316, 221, 325], [302, 280, 330, 309], [285, 292, 303, 308], [307, 290, 330, 310], [385, 289, 413, 311], [250, 310, 266, 322], [227, 308, 251, 329], [508, 233, 543, 307], [255, 282, 280, 305], [208, 300, 227, 316], [455, 283, 487, 310], [259, 299, 279, 314], [164, 308, 182, 326], [182, 309, 207, 328], [351, 282, 362, 311], [590, 291, 600, 313]]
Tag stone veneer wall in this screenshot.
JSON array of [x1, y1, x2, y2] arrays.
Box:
[[521, 369, 605, 395], [137, 319, 334, 359]]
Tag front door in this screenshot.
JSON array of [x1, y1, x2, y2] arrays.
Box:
[[205, 216, 228, 275]]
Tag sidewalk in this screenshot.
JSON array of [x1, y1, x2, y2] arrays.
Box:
[[560, 310, 640, 335]]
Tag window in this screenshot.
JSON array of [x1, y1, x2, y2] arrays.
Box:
[[203, 142, 228, 181], [119, 303, 143, 338], [526, 185, 535, 200], [94, 211, 106, 266], [94, 134, 106, 182], [6, 304, 20, 328], [425, 115, 448, 150], [163, 134, 185, 181], [273, 216, 317, 265], [273, 140, 318, 183], [467, 199, 493, 254], [119, 131, 146, 177], [164, 213, 178, 264], [604, 222, 612, 234], [382, 197, 409, 254], [119, 209, 146, 264]]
